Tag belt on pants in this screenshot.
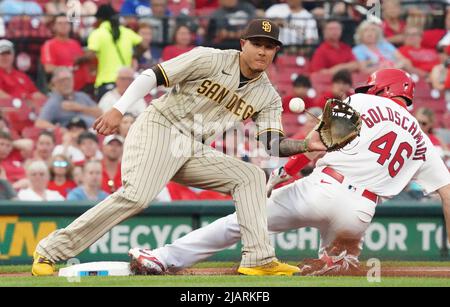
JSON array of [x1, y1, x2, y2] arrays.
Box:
[[321, 167, 379, 204]]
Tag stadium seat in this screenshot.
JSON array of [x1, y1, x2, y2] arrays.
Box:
[[275, 83, 293, 97], [310, 72, 333, 97], [3, 106, 36, 136], [21, 126, 43, 141], [351, 72, 370, 88], [281, 113, 302, 137]]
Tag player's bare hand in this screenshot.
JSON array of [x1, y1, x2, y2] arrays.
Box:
[[93, 108, 123, 136], [306, 130, 327, 152]]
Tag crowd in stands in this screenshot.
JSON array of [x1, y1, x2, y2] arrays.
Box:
[[0, 0, 449, 203]]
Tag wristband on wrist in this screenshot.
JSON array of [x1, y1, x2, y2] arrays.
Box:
[[284, 154, 311, 176]]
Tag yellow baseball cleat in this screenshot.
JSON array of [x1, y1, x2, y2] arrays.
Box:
[[238, 260, 301, 276], [31, 251, 55, 276]]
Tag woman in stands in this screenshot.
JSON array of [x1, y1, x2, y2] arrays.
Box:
[[352, 20, 412, 75]]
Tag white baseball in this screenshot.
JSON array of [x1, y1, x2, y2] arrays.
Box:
[[289, 97, 305, 113]]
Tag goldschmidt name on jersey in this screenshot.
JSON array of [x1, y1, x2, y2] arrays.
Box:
[[361, 105, 427, 161]]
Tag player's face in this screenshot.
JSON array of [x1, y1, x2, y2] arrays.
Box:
[[241, 38, 279, 75]]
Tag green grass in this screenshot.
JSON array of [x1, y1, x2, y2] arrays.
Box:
[[1, 261, 449, 287], [2, 261, 450, 274], [0, 275, 449, 287]]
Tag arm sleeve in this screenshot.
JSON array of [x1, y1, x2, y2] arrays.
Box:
[[157, 47, 214, 87], [113, 69, 157, 114], [284, 154, 311, 176], [413, 138, 450, 194]]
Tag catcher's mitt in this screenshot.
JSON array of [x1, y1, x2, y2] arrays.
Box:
[[316, 98, 362, 152]]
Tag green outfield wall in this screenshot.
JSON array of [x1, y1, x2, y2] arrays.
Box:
[[0, 200, 448, 264]]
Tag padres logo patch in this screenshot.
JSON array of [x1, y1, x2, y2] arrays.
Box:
[[262, 21, 272, 32]]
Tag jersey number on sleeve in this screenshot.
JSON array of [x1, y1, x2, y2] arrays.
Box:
[[368, 131, 413, 178]]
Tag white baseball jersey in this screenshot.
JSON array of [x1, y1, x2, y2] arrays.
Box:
[[151, 46, 284, 142], [316, 93, 450, 198]]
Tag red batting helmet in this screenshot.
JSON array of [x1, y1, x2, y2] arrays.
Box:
[[354, 69, 415, 106]]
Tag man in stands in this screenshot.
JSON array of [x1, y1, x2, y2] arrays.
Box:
[[0, 39, 46, 102], [310, 19, 360, 74], [35, 67, 102, 129]]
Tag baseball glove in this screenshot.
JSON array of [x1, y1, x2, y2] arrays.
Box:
[[316, 98, 362, 152]]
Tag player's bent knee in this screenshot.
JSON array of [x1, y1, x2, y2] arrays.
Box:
[[245, 164, 266, 186]]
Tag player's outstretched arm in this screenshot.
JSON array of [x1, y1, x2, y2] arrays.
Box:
[[437, 184, 450, 244], [93, 69, 157, 135], [258, 130, 327, 157]]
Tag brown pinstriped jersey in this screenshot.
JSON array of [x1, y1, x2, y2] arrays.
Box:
[[150, 47, 284, 142]]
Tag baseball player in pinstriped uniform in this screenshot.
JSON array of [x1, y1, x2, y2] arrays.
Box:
[[32, 19, 328, 276], [125, 69, 450, 275]]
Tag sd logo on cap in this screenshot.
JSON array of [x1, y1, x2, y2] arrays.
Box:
[[242, 19, 282, 46]]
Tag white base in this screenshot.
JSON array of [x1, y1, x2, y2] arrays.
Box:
[[58, 261, 132, 277]]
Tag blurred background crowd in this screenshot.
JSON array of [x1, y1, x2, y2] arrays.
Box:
[[0, 0, 449, 203]]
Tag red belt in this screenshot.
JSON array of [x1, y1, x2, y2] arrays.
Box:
[[322, 167, 379, 204]]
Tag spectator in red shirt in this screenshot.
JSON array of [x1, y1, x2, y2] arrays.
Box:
[[0, 130, 26, 184], [162, 24, 195, 61], [40, 14, 94, 91], [310, 19, 359, 74], [47, 154, 76, 198], [398, 26, 440, 78], [40, 15, 84, 74], [381, 0, 406, 46], [281, 75, 314, 114], [314, 69, 353, 109], [0, 39, 46, 102], [101, 134, 124, 194]]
